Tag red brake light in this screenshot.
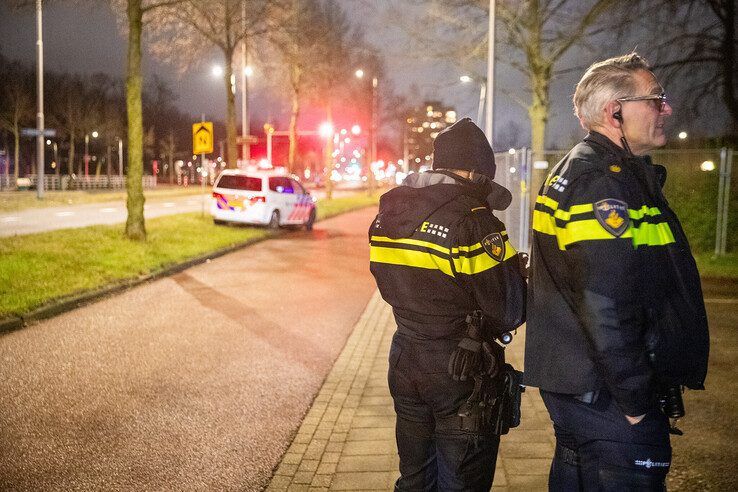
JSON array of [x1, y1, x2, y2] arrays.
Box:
[[250, 196, 265, 203], [212, 192, 223, 199]]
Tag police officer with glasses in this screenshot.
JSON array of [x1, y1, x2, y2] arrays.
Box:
[[524, 53, 709, 491]]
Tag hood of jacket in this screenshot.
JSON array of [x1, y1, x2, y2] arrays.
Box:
[[375, 171, 486, 239]]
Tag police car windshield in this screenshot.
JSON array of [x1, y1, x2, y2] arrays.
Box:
[[216, 175, 262, 191]]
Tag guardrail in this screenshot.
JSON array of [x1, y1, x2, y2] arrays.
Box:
[[0, 175, 158, 191]]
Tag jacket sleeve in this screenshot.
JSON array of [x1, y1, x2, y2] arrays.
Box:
[[562, 174, 655, 416], [452, 210, 527, 335]]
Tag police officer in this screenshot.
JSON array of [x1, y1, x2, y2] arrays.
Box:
[[524, 53, 709, 490], [369, 118, 527, 491]]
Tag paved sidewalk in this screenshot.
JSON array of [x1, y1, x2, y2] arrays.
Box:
[[267, 292, 556, 491]]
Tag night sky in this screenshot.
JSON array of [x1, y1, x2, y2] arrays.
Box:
[[0, 1, 722, 151]]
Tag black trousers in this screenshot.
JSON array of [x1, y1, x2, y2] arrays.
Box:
[[388, 331, 500, 491], [541, 389, 672, 492]]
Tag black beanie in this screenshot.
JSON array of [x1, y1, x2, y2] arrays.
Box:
[[432, 117, 496, 178]]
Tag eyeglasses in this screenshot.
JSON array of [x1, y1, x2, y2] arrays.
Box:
[[617, 92, 667, 113]]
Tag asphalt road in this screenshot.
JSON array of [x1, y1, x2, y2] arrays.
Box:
[[0, 207, 378, 491], [0, 187, 358, 237]]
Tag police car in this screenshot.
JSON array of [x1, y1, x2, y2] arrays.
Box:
[[211, 168, 317, 230]]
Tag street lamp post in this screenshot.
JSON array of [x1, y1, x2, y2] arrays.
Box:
[[35, 0, 45, 199], [485, 0, 495, 144], [355, 69, 378, 193], [460, 75, 487, 125], [117, 137, 124, 179], [241, 0, 251, 163]]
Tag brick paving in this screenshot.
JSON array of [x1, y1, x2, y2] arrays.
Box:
[[267, 291, 556, 491]]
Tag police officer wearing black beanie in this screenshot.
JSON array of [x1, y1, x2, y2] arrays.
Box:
[[369, 118, 527, 490]]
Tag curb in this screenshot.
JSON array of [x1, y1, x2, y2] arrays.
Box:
[[0, 232, 276, 336]]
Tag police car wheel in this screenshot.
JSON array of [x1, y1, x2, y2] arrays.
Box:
[[268, 210, 280, 229], [305, 208, 316, 231], [213, 219, 226, 226]]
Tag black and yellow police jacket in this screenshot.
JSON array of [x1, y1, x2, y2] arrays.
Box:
[[524, 131, 709, 417], [369, 171, 526, 341]]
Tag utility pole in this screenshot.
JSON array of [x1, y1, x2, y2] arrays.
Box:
[[35, 0, 45, 199], [485, 0, 495, 146], [240, 1, 251, 162]]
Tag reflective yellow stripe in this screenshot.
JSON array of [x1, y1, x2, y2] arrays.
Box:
[[628, 205, 662, 220], [631, 222, 675, 246], [532, 210, 557, 236], [370, 235, 450, 255], [452, 240, 518, 275], [370, 245, 453, 276], [471, 206, 486, 212], [451, 231, 508, 255], [533, 209, 675, 249]]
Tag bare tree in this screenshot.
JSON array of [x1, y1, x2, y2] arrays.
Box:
[[299, 0, 360, 197], [392, 0, 617, 159], [0, 58, 34, 180], [627, 0, 737, 138], [150, 0, 271, 168], [269, 0, 355, 174], [106, 0, 185, 240]]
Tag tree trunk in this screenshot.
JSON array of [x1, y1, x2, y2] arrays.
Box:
[[289, 85, 299, 175], [13, 124, 20, 180], [528, 70, 550, 200], [107, 143, 112, 178], [68, 139, 75, 177], [125, 0, 147, 241], [324, 102, 334, 200], [719, 0, 737, 135], [223, 48, 238, 168]]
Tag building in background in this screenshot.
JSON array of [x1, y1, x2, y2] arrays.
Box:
[[403, 101, 457, 172]]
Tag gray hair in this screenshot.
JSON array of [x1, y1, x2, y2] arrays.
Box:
[[574, 53, 651, 130]]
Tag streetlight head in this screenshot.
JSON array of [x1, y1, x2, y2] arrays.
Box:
[[91, 131, 99, 138], [46, 139, 51, 145], [351, 124, 361, 135], [355, 69, 365, 79], [212, 65, 224, 77], [244, 66, 253, 77], [678, 131, 687, 140], [319, 122, 334, 139], [460, 75, 472, 83]]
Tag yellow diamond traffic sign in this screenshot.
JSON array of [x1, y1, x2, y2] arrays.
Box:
[[192, 122, 214, 154]]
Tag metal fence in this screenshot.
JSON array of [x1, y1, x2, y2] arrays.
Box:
[[495, 147, 736, 256], [0, 175, 158, 191]]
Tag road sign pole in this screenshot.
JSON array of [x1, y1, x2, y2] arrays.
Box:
[[201, 114, 206, 217]]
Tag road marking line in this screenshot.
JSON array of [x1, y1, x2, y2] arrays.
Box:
[[100, 208, 117, 213], [162, 202, 176, 208], [55, 211, 75, 217], [704, 298, 738, 304], [1, 217, 19, 222]]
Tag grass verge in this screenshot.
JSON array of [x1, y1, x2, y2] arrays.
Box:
[[693, 252, 738, 280], [0, 193, 380, 318], [0, 186, 206, 213]]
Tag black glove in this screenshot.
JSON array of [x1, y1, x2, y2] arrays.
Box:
[[481, 341, 499, 377], [448, 337, 483, 381]]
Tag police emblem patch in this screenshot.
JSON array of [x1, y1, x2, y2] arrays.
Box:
[[594, 199, 630, 237], [482, 233, 506, 261]]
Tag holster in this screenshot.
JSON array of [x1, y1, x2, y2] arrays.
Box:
[[453, 363, 524, 436]]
